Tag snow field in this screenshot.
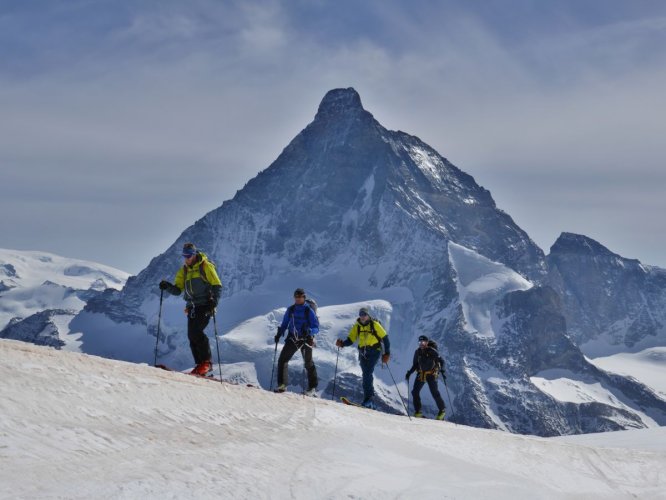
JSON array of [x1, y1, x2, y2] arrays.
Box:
[[1, 340, 665, 499]]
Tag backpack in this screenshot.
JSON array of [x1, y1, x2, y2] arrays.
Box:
[[305, 298, 318, 317], [427, 339, 438, 351]]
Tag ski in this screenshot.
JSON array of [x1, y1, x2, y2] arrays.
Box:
[[340, 396, 363, 407], [154, 364, 256, 387]]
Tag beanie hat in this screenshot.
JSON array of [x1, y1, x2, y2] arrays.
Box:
[[359, 307, 369, 316], [418, 335, 429, 343], [293, 288, 306, 297]]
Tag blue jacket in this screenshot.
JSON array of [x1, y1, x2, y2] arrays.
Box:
[[278, 303, 319, 339]]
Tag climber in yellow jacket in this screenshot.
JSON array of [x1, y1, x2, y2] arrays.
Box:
[[159, 242, 222, 375], [336, 307, 391, 408]]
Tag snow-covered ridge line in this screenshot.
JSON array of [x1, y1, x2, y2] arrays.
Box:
[[1, 339, 664, 499]]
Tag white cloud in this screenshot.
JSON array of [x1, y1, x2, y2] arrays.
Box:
[[1, 1, 665, 271]]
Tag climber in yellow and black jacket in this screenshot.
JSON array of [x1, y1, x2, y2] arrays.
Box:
[[336, 307, 391, 409], [405, 335, 446, 419], [159, 243, 222, 375]]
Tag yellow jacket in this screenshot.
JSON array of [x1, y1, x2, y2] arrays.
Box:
[[345, 319, 388, 350], [173, 253, 222, 306]]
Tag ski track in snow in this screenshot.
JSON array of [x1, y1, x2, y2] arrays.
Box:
[[1, 340, 665, 500]]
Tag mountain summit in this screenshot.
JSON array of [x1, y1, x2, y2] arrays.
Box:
[[315, 87, 367, 120], [68, 88, 665, 435]]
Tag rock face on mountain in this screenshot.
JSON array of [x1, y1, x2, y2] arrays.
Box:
[[65, 89, 666, 435], [1, 309, 72, 348], [547, 232, 666, 356]]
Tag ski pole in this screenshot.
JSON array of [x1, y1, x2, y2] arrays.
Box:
[[212, 310, 223, 384], [441, 372, 455, 421], [269, 339, 279, 391], [331, 346, 340, 400], [384, 362, 411, 421], [406, 373, 411, 416], [154, 289, 164, 366]]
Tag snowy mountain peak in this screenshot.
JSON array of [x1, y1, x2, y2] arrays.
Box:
[[550, 232, 631, 262], [315, 87, 368, 121]]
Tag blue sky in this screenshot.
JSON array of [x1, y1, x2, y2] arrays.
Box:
[[1, 0, 665, 273]]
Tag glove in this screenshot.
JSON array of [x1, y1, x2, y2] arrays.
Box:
[[441, 370, 447, 381], [381, 353, 390, 364], [335, 339, 344, 348], [274, 328, 284, 344], [305, 335, 314, 347], [159, 280, 171, 291], [210, 286, 221, 309], [405, 371, 412, 380]]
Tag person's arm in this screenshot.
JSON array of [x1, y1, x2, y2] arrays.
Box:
[[274, 309, 290, 343], [406, 350, 418, 379], [308, 307, 319, 335], [336, 324, 357, 348], [159, 268, 183, 296], [172, 267, 185, 294]]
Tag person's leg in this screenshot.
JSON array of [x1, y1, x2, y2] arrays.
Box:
[[411, 378, 425, 413], [359, 348, 381, 402], [426, 374, 446, 411], [277, 337, 299, 387], [300, 343, 318, 390], [187, 308, 212, 365]]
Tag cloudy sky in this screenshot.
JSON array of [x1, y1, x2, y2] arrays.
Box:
[[1, 0, 665, 273]]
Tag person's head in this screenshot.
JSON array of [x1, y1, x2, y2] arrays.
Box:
[[182, 243, 197, 265], [358, 307, 370, 324], [418, 335, 429, 348], [293, 288, 306, 304]]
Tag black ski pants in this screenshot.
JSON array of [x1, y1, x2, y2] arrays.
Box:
[[277, 337, 318, 390], [412, 373, 445, 412], [187, 306, 212, 365]]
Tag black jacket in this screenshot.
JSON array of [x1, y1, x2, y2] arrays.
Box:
[[406, 347, 445, 378]]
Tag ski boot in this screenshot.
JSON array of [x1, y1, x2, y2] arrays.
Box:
[[436, 410, 446, 421], [274, 384, 286, 393], [414, 411, 425, 418], [191, 360, 212, 376], [361, 398, 376, 409]]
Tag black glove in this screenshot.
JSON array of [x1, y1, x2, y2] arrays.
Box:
[[441, 370, 447, 381], [211, 285, 222, 302], [305, 335, 314, 346], [274, 328, 284, 344], [159, 280, 171, 291], [405, 371, 412, 380]]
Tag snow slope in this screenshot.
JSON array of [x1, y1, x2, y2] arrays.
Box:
[[588, 347, 666, 398], [1, 339, 664, 500]]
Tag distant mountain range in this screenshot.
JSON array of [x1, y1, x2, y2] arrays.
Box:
[[0, 248, 128, 349], [2, 88, 664, 436]]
